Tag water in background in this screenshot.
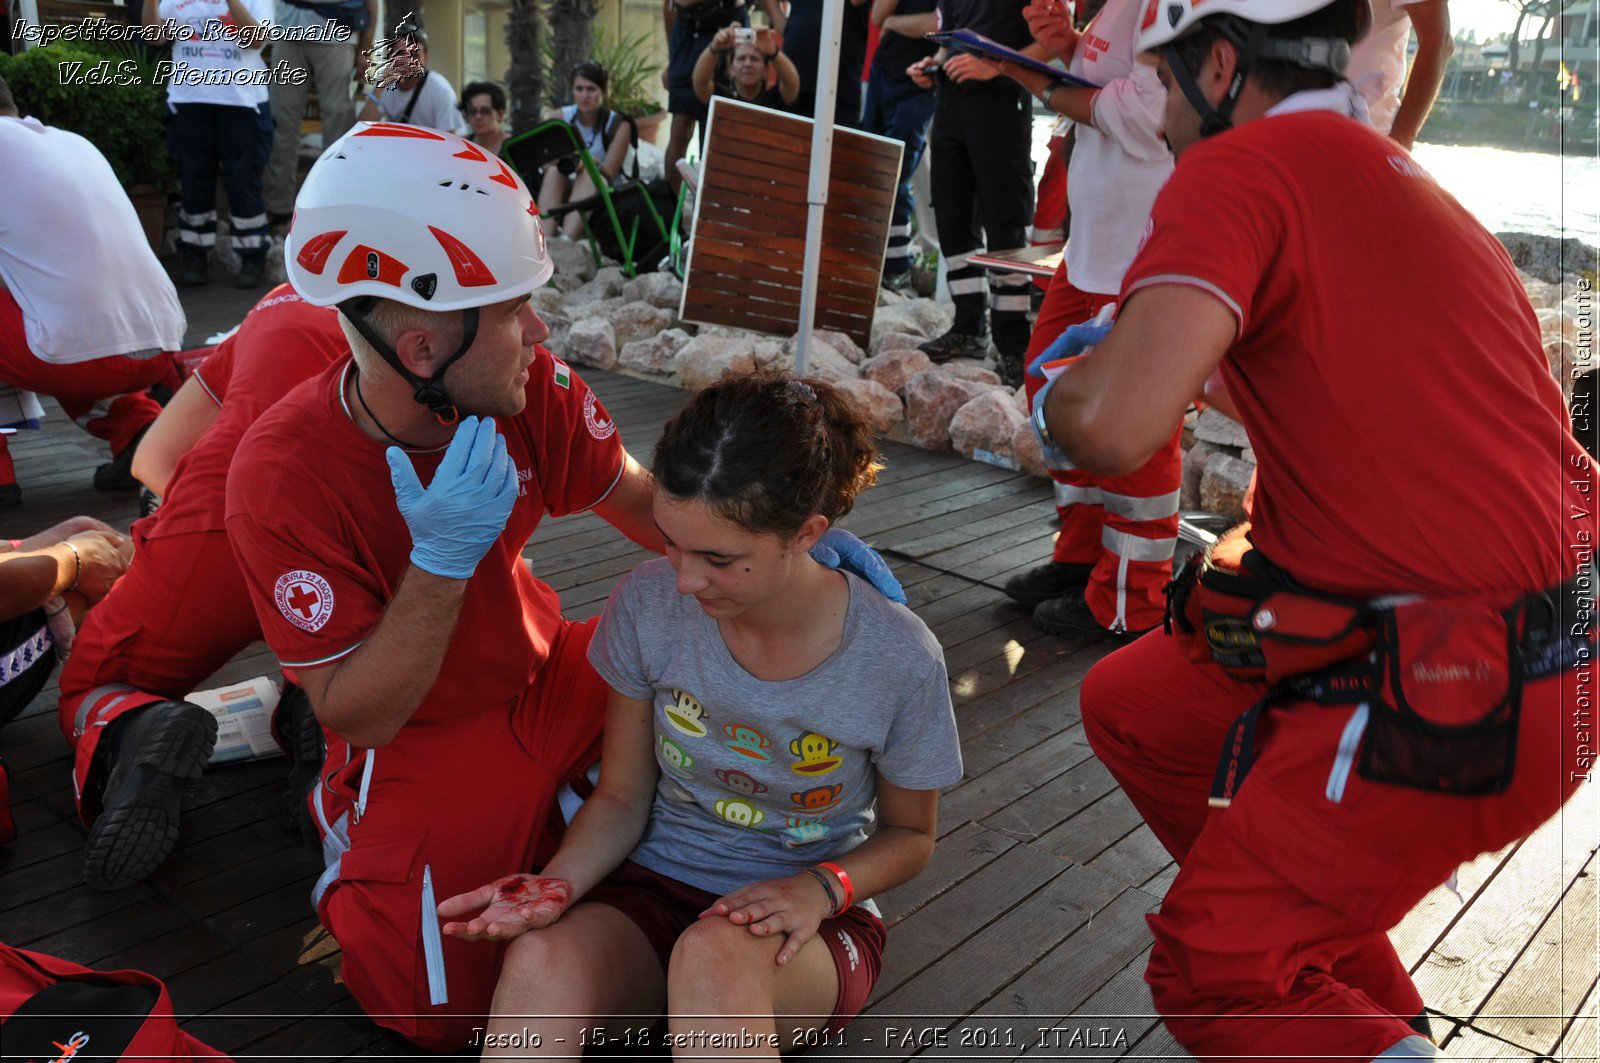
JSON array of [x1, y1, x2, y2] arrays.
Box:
[[1029, 115, 1598, 245]]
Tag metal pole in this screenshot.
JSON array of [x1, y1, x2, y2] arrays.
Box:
[[794, 0, 844, 375]]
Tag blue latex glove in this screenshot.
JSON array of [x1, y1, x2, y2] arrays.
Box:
[[387, 416, 519, 580], [809, 528, 906, 605], [1026, 321, 1113, 380]]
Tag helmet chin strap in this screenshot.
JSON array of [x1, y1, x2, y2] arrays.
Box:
[[339, 296, 480, 426], [1163, 18, 1263, 139]]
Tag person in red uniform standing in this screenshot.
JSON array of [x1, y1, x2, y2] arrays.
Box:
[[1036, 0, 1594, 1056], [224, 123, 662, 1052], [56, 285, 348, 892]]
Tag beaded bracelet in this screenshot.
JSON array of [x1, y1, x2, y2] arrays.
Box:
[[62, 539, 83, 593], [803, 866, 841, 916], [816, 861, 854, 914]]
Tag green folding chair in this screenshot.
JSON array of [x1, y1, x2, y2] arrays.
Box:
[[504, 119, 672, 279]]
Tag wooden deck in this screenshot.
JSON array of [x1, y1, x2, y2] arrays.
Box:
[[0, 286, 1595, 1060]]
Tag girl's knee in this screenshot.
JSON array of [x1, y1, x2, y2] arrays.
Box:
[[669, 918, 775, 986]]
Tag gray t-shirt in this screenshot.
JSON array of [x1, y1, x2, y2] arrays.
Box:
[[588, 557, 963, 901]]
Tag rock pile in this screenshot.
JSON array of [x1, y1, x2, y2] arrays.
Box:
[[545, 237, 1590, 526]]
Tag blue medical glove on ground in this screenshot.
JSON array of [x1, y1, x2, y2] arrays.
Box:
[[1026, 321, 1113, 380], [809, 528, 906, 604], [387, 416, 519, 580]]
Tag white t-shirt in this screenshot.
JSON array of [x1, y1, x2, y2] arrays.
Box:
[[1345, 0, 1423, 134], [1064, 0, 1174, 296], [373, 71, 466, 134], [159, 0, 275, 108], [0, 118, 186, 364]]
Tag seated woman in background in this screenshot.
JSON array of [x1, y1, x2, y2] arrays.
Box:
[[535, 61, 635, 241], [693, 24, 800, 112], [460, 81, 509, 156]]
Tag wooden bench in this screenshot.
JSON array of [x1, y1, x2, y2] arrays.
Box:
[[678, 97, 902, 353]]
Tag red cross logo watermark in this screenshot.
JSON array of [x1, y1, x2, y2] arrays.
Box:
[[274, 570, 336, 633]]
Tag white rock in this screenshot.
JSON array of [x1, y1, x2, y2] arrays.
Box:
[[675, 335, 757, 391], [869, 330, 926, 360], [1201, 453, 1254, 522], [1011, 419, 1048, 478], [753, 339, 786, 367], [1193, 408, 1250, 449], [813, 329, 866, 365], [949, 391, 1027, 465], [618, 328, 691, 376], [620, 271, 685, 310], [547, 238, 597, 282], [940, 358, 1002, 386], [779, 335, 860, 383], [834, 378, 904, 436], [566, 317, 617, 370], [862, 348, 934, 396], [1545, 336, 1579, 400], [877, 286, 909, 306], [1180, 440, 1218, 512], [1012, 385, 1028, 413], [904, 370, 995, 451], [612, 300, 678, 347], [568, 296, 624, 322], [542, 311, 573, 358], [1538, 306, 1579, 344], [568, 265, 627, 306], [530, 287, 567, 318], [549, 271, 586, 293], [871, 298, 953, 341], [1523, 280, 1562, 309]]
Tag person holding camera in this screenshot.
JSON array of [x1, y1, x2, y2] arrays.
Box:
[[864, 0, 939, 292], [536, 62, 636, 241], [664, 0, 785, 194], [693, 24, 801, 111]]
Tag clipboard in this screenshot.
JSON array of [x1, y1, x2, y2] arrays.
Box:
[[927, 29, 1101, 88]]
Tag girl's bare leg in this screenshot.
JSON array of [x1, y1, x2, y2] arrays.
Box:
[[483, 902, 666, 1059], [536, 166, 570, 239], [666, 916, 841, 1062]]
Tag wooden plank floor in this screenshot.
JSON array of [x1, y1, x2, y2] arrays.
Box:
[[0, 286, 1595, 1060]]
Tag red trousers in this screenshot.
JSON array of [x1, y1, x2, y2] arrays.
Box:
[[57, 526, 261, 821], [1081, 628, 1589, 1061], [1030, 134, 1068, 292], [312, 618, 608, 1052], [1024, 261, 1182, 631], [0, 289, 175, 483]]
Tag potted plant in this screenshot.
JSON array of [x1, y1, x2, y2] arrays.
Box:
[[0, 39, 174, 252], [586, 26, 666, 145]]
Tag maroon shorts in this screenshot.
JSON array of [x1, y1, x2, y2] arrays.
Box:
[[585, 860, 887, 1033]]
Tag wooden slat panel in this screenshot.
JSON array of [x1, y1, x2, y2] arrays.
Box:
[[684, 99, 900, 350]]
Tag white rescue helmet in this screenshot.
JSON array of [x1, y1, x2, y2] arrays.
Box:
[[1135, 0, 1370, 139], [1136, 0, 1368, 58], [285, 121, 552, 311]]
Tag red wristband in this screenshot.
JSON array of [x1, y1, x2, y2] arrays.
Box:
[[816, 862, 854, 913]]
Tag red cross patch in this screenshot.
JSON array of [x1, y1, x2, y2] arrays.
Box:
[[274, 570, 336, 633]]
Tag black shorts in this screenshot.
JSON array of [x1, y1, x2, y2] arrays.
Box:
[[0, 610, 56, 731]]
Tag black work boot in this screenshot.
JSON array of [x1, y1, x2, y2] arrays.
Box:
[[82, 700, 218, 891], [275, 683, 324, 848], [93, 426, 148, 492], [1033, 589, 1155, 642], [996, 350, 1025, 389], [919, 323, 991, 363], [234, 256, 265, 289], [1003, 561, 1094, 604], [177, 250, 208, 288]]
